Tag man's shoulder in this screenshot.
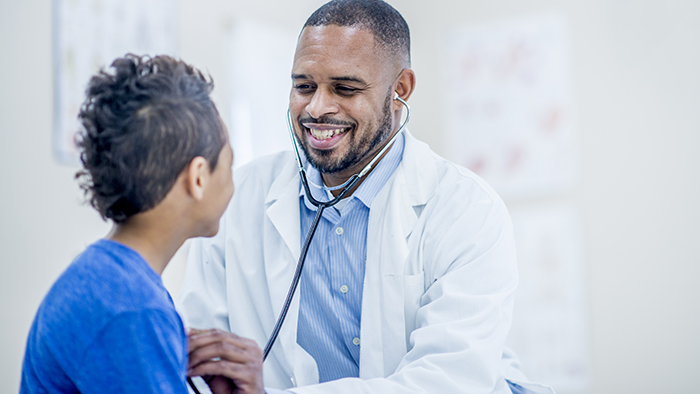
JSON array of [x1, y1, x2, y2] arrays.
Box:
[[435, 153, 500, 200], [234, 150, 296, 189], [403, 134, 503, 206]]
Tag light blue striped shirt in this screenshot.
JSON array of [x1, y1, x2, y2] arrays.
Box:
[[296, 133, 405, 382]]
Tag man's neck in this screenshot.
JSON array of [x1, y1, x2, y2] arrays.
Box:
[[321, 139, 397, 198]]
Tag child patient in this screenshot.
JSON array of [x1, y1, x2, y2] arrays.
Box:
[[21, 54, 235, 393]]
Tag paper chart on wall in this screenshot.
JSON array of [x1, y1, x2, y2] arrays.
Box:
[[507, 206, 590, 392], [226, 20, 298, 169], [440, 15, 575, 199], [53, 0, 178, 165]]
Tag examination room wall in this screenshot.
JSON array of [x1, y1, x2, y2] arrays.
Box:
[[1, 1, 698, 393]]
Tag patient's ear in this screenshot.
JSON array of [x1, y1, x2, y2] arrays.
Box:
[[185, 156, 209, 201]]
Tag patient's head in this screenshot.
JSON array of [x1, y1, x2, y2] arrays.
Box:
[[76, 54, 228, 223]]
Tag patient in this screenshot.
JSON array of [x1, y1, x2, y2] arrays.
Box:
[[20, 54, 236, 393]]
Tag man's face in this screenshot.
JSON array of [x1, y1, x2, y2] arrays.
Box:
[[289, 25, 397, 176]]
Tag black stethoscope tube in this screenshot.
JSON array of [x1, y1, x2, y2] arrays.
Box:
[[262, 204, 323, 360], [262, 170, 361, 361]]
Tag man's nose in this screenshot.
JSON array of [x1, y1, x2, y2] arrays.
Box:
[[305, 88, 339, 119]]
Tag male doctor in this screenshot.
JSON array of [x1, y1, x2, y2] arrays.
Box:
[[179, 1, 553, 393]]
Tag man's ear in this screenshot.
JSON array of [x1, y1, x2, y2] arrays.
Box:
[[393, 68, 416, 107], [185, 156, 209, 201]]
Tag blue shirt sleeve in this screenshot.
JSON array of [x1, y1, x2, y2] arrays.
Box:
[[74, 309, 189, 394]]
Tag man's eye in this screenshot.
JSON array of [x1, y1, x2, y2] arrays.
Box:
[[335, 86, 358, 95], [295, 84, 315, 93]]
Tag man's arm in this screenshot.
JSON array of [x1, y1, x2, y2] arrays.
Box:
[[290, 193, 520, 394]]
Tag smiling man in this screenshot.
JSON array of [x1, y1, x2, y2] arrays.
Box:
[[289, 21, 413, 188], [179, 1, 553, 394]]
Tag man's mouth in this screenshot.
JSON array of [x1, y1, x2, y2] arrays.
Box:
[[302, 123, 352, 141], [308, 127, 349, 140]]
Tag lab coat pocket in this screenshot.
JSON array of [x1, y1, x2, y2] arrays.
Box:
[[403, 271, 425, 350]]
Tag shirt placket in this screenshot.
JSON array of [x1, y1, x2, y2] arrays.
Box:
[[327, 204, 363, 364]]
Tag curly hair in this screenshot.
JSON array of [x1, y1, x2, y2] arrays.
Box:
[[75, 54, 227, 223]]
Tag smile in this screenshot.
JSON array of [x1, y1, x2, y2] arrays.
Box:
[[300, 122, 353, 146], [308, 127, 349, 140]]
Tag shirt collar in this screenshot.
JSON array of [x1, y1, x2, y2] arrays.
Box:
[[299, 132, 405, 210]]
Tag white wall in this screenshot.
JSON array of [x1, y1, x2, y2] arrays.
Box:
[[1, 1, 698, 393]]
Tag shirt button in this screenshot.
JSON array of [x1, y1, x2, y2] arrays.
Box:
[[340, 285, 349, 293], [335, 227, 344, 235], [352, 337, 361, 346]]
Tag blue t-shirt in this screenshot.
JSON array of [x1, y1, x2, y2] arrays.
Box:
[[21, 239, 189, 394]]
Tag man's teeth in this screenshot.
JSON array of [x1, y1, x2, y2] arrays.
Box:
[[309, 128, 346, 140]]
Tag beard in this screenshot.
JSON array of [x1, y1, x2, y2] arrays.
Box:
[[297, 92, 394, 174]]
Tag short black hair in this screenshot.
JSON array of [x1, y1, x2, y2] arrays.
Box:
[[76, 54, 227, 224], [304, 0, 410, 67]]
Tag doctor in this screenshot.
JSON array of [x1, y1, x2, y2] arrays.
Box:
[[180, 1, 553, 393]]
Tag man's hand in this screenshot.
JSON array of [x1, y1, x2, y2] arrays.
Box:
[[187, 328, 265, 394]]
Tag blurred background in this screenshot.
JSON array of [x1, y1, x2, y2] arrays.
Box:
[[1, 0, 699, 393]]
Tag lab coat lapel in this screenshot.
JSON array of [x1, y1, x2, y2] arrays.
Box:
[[265, 157, 301, 266], [360, 131, 438, 379], [263, 156, 313, 384]]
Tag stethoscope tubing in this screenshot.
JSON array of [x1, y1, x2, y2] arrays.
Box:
[[262, 204, 324, 359], [262, 170, 362, 362]]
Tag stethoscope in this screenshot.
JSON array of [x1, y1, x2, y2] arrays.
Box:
[[187, 93, 410, 394]]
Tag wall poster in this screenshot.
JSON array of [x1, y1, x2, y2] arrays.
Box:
[[53, 0, 178, 165], [440, 15, 575, 199]]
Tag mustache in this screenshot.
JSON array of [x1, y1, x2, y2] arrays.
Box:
[[298, 116, 354, 128]]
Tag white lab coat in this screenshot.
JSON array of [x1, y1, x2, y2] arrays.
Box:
[[178, 131, 554, 394]]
